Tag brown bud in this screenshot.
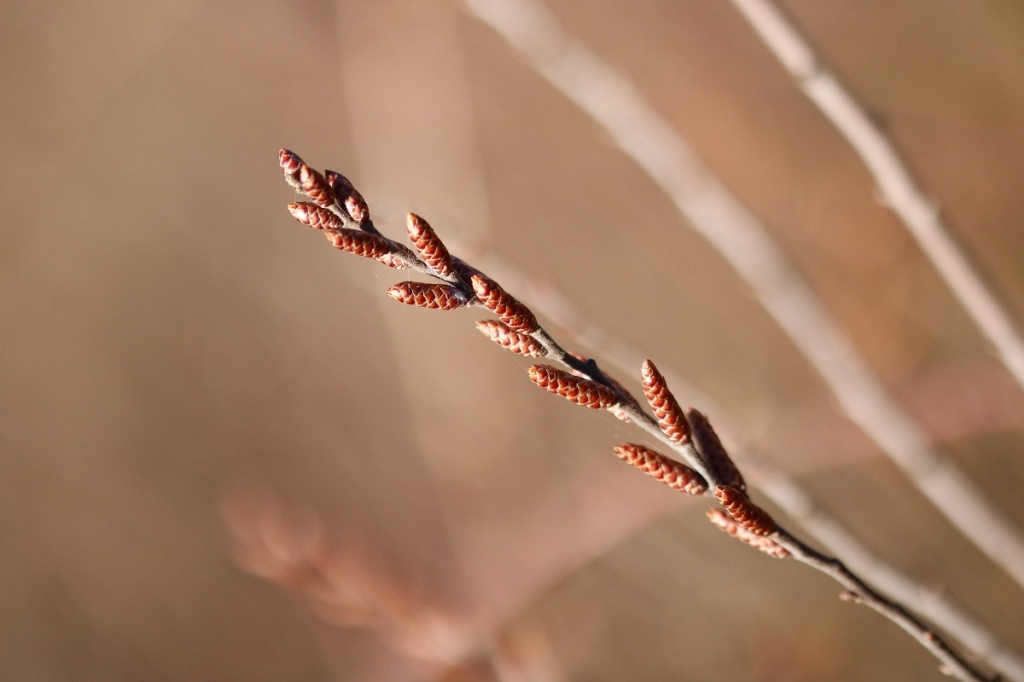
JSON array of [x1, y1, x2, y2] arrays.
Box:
[[527, 364, 618, 409], [325, 171, 370, 226], [288, 202, 343, 231], [471, 274, 538, 334], [386, 282, 465, 310], [706, 509, 789, 558], [344, 195, 370, 226], [407, 213, 456, 279], [279, 148, 305, 178], [640, 360, 690, 444], [686, 407, 745, 492], [475, 320, 545, 357], [613, 444, 707, 495], [299, 163, 336, 209], [326, 228, 402, 267], [714, 485, 775, 536]]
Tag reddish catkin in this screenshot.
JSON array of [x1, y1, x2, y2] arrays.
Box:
[[715, 485, 776, 536], [326, 228, 401, 266], [640, 360, 691, 444], [299, 164, 336, 209], [475, 320, 545, 357], [386, 282, 465, 310], [706, 509, 789, 558], [406, 213, 456, 280], [471, 275, 539, 334], [613, 443, 708, 495], [279, 148, 305, 179], [528, 364, 618, 409], [288, 202, 344, 231], [686, 407, 745, 492]]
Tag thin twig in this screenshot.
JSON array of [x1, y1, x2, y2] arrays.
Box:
[[279, 152, 1000, 681], [471, 250, 1024, 682], [460, 0, 1024, 593], [729, 0, 1024, 395]]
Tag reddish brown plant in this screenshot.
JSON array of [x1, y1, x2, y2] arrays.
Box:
[[614, 443, 708, 495], [686, 407, 745, 492], [640, 359, 691, 445], [706, 509, 789, 558], [407, 213, 456, 280], [288, 202, 344, 231], [715, 484, 776, 536], [528, 364, 618, 409], [387, 282, 465, 310], [475, 320, 545, 357], [471, 274, 538, 335]]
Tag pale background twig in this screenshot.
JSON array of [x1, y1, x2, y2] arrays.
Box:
[[730, 0, 1024, 395]]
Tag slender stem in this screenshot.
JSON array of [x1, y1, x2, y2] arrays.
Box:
[[729, 0, 1024, 394], [775, 530, 995, 682]]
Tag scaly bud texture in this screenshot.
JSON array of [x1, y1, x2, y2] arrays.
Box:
[[280, 148, 305, 178], [471, 275, 538, 334], [475, 320, 545, 357], [613, 444, 707, 495], [327, 228, 402, 266], [299, 164, 336, 209], [326, 171, 371, 226], [686, 407, 745, 492], [640, 360, 690, 444], [289, 202, 344, 231], [706, 509, 789, 559], [387, 282, 465, 310], [528, 365, 617, 409], [715, 485, 776, 536], [407, 213, 456, 280]]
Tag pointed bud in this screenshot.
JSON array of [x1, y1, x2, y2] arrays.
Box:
[[475, 320, 545, 357], [407, 213, 456, 279], [325, 171, 370, 226], [528, 364, 617, 409], [288, 202, 344, 230], [613, 444, 707, 495], [706, 509, 789, 558], [299, 163, 336, 209], [327, 228, 402, 267], [686, 408, 745, 492], [278, 147, 301, 178], [386, 282, 465, 310], [640, 360, 690, 444], [714, 485, 775, 536], [471, 274, 538, 334]]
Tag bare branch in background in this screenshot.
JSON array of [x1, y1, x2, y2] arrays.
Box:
[[460, 0, 1024, 594], [729, 0, 1024, 394]]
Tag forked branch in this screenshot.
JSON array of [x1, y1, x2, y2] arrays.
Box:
[[278, 149, 999, 682]]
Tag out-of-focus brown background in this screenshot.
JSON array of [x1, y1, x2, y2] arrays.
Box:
[[3, 1, 1024, 679]]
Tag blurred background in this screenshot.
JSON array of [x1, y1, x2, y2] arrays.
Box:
[[3, 0, 1024, 679]]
